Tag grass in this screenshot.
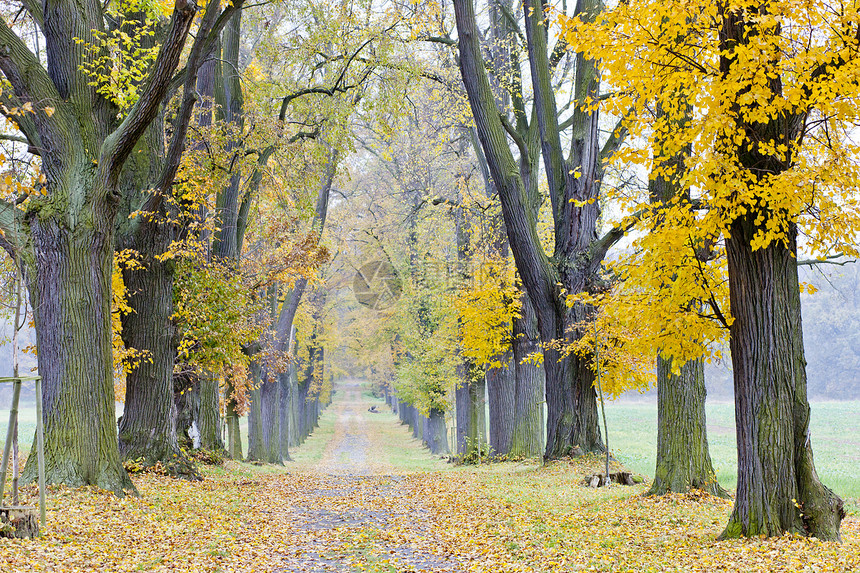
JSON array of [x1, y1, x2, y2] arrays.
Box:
[[0, 404, 37, 460], [289, 410, 337, 467], [603, 398, 860, 513], [427, 460, 860, 572], [361, 401, 449, 473]]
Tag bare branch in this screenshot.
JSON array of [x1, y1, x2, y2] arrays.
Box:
[[420, 34, 457, 46], [499, 112, 530, 165], [798, 254, 857, 267], [0, 17, 58, 106]]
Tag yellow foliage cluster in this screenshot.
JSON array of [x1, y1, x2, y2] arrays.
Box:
[[560, 0, 860, 256], [552, 0, 860, 380], [110, 252, 152, 402], [75, 24, 160, 113], [454, 255, 521, 369]]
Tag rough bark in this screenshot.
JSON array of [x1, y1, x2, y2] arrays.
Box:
[[197, 376, 224, 452], [260, 368, 282, 464], [24, 216, 134, 494], [246, 360, 265, 462], [487, 355, 515, 457], [455, 381, 471, 457], [224, 381, 242, 460], [510, 293, 544, 457], [289, 362, 300, 447], [118, 215, 197, 478], [648, 356, 726, 497], [279, 371, 293, 461], [721, 221, 843, 539]]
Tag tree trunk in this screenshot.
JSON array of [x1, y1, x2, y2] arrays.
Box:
[[455, 363, 487, 462], [24, 215, 134, 494], [297, 376, 310, 442], [174, 372, 198, 449], [721, 220, 843, 540], [197, 376, 224, 451], [648, 356, 726, 497], [279, 371, 292, 461], [246, 360, 265, 462], [510, 293, 544, 457], [487, 354, 515, 457], [455, 381, 477, 459], [426, 408, 449, 455], [260, 369, 282, 464], [412, 408, 422, 439], [289, 366, 300, 447], [118, 217, 197, 478], [543, 304, 604, 458], [224, 380, 242, 459]]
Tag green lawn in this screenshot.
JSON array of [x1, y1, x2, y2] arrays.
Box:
[[0, 400, 37, 459], [604, 399, 860, 510]]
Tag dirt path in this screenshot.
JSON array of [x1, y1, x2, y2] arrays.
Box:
[[241, 381, 460, 572]]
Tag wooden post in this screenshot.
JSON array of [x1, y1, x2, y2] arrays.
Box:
[[0, 377, 22, 503], [595, 322, 610, 486], [0, 376, 46, 534], [35, 377, 45, 529]]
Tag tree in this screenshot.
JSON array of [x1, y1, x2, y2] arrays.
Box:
[[450, 0, 630, 458], [0, 0, 199, 494], [563, 0, 855, 539], [115, 0, 240, 477]]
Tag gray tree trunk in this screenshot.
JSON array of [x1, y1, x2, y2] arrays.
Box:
[[198, 376, 224, 452], [246, 360, 265, 462], [118, 217, 196, 478], [722, 221, 843, 539], [260, 368, 282, 464], [649, 356, 726, 497], [487, 355, 515, 457], [25, 216, 134, 494], [510, 293, 544, 457]]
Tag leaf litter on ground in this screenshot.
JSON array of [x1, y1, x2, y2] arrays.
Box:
[[2, 388, 858, 573]]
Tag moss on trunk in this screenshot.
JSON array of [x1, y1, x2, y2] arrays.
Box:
[[722, 220, 843, 540], [648, 356, 726, 497], [24, 215, 135, 495]]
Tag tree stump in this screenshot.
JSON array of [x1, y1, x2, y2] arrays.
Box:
[[583, 472, 639, 487], [0, 506, 39, 538]]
